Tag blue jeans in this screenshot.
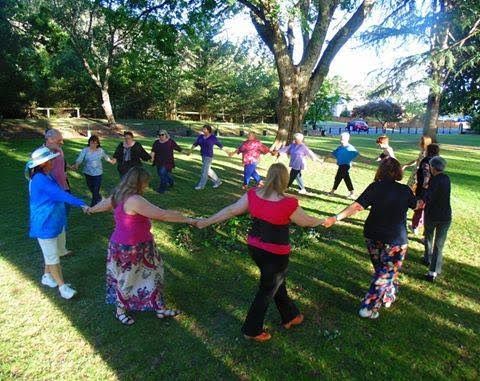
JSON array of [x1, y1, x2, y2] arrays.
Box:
[[197, 156, 219, 188], [424, 221, 451, 274], [85, 174, 102, 206], [156, 166, 174, 193], [244, 163, 261, 186]]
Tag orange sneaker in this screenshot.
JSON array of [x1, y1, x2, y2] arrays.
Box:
[[243, 332, 272, 342], [283, 314, 304, 329]]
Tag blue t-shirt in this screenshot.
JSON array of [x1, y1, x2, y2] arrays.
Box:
[[332, 144, 358, 166], [193, 134, 223, 158], [29, 173, 86, 239]]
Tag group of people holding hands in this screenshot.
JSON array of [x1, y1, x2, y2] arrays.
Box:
[[25, 126, 451, 342]]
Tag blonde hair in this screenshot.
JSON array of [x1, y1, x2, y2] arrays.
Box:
[[259, 163, 289, 198], [112, 167, 151, 207], [420, 135, 432, 151]]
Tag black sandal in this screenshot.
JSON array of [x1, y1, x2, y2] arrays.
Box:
[[114, 311, 135, 326], [156, 309, 181, 319]]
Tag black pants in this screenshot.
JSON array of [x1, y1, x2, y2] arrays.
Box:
[[85, 174, 102, 206], [241, 246, 300, 336], [332, 164, 353, 191], [288, 169, 305, 190]]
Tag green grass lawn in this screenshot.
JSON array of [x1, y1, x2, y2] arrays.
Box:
[[0, 132, 479, 380]]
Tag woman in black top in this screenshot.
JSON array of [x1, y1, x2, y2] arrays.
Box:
[[150, 129, 182, 193], [113, 131, 151, 177], [323, 158, 418, 319], [421, 156, 452, 281]]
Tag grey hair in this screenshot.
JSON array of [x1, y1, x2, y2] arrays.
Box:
[[45, 128, 61, 139], [429, 156, 447, 172], [158, 129, 170, 139], [293, 132, 304, 142]]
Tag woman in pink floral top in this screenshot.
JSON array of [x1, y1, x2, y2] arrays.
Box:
[[230, 132, 271, 189]]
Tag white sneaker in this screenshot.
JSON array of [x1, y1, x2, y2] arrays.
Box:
[[194, 185, 204, 190], [59, 284, 77, 299], [384, 302, 392, 309], [212, 180, 222, 189], [41, 273, 58, 288], [298, 188, 308, 195], [347, 192, 356, 199], [359, 308, 379, 319]]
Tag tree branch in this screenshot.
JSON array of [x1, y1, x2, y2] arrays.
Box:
[[308, 0, 376, 102]]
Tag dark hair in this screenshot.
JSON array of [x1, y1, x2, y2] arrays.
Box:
[[426, 143, 439, 157], [374, 157, 403, 182], [29, 165, 45, 179], [88, 134, 101, 147], [124, 131, 134, 138], [202, 124, 213, 134]]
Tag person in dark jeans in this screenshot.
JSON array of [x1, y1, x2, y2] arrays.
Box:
[[113, 131, 151, 177], [330, 132, 359, 199], [150, 129, 182, 193], [196, 163, 324, 342], [71, 135, 115, 206], [421, 156, 452, 282]]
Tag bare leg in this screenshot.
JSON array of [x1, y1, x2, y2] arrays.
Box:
[[46, 264, 65, 286]]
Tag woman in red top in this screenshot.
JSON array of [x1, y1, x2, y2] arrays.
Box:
[[197, 163, 324, 342]]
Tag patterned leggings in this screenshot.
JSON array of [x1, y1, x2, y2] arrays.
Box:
[[360, 240, 407, 312]]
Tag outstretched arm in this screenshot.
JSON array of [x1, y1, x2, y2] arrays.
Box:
[[197, 194, 249, 228], [88, 196, 113, 213], [322, 202, 364, 228], [128, 195, 196, 224], [290, 206, 324, 227]]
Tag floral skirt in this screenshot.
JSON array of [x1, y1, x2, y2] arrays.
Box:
[[360, 239, 407, 312], [106, 240, 165, 311]]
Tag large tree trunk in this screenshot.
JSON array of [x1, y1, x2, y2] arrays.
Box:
[[100, 88, 116, 127], [424, 88, 441, 140]]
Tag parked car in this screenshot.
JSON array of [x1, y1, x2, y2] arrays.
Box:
[[346, 119, 369, 132]]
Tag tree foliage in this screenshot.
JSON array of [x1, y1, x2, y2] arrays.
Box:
[[352, 100, 403, 127]]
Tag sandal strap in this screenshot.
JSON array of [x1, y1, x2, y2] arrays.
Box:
[[115, 312, 134, 325]]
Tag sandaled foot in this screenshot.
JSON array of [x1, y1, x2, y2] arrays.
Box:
[[156, 309, 181, 319], [115, 311, 135, 326], [283, 314, 304, 329], [243, 332, 271, 342]]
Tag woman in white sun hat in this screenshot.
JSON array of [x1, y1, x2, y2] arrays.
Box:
[[26, 147, 89, 299]]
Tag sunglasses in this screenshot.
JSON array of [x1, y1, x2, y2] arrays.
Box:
[[159, 133, 166, 136]]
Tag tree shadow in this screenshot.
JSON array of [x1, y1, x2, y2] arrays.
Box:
[[1, 138, 479, 379]]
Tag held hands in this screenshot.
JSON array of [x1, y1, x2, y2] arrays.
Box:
[[81, 205, 91, 214], [321, 216, 337, 228], [228, 151, 236, 158]]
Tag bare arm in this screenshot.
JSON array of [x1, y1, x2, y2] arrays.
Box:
[[322, 202, 364, 228], [197, 194, 249, 228], [290, 206, 324, 227], [127, 195, 195, 224], [88, 196, 114, 213]]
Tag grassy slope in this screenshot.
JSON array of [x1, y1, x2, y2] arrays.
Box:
[[0, 133, 479, 380]]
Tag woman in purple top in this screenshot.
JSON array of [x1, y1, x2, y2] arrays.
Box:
[[88, 167, 197, 325], [188, 124, 226, 190], [277, 133, 319, 195], [150, 129, 182, 193]]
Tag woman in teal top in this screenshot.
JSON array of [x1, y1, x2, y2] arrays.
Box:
[[71, 135, 115, 206]]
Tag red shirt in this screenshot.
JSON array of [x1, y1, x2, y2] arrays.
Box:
[[247, 188, 299, 255], [238, 139, 270, 165]]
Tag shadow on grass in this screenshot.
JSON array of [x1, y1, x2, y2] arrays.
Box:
[[1, 138, 479, 379]]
